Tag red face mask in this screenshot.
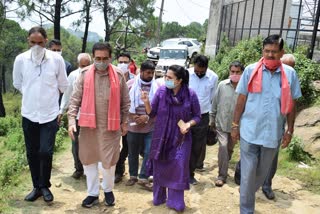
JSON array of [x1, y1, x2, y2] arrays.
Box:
[[263, 58, 281, 70], [229, 74, 241, 83]]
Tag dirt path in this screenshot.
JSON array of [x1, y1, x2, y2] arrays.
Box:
[[10, 143, 320, 214]]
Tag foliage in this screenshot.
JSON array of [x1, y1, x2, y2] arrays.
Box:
[[293, 46, 320, 106], [55, 127, 68, 152], [0, 116, 20, 136], [133, 53, 148, 67], [286, 136, 314, 163], [209, 35, 263, 80]]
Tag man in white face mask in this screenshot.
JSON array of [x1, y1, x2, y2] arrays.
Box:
[[12, 26, 69, 203], [116, 52, 135, 82], [48, 39, 73, 76]]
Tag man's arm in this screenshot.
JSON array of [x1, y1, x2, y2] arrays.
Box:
[[231, 94, 247, 143], [12, 56, 23, 93], [282, 100, 296, 148]]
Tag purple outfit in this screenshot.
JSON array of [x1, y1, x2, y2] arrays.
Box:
[[147, 85, 201, 211]]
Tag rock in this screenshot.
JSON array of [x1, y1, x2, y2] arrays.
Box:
[[55, 182, 62, 188]]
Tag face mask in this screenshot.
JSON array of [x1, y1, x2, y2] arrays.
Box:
[[94, 61, 108, 71], [56, 51, 62, 55], [117, 63, 129, 74], [196, 73, 206, 78], [229, 74, 241, 83], [31, 45, 45, 65], [263, 59, 281, 70], [165, 79, 176, 89]]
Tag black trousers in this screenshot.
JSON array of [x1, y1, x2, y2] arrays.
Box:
[[189, 113, 209, 177], [115, 135, 128, 177], [72, 120, 83, 172], [22, 117, 58, 188]]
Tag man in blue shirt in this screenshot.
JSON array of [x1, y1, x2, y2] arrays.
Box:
[[231, 35, 302, 214]]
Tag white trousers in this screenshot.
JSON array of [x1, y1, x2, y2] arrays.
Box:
[[83, 162, 115, 197]]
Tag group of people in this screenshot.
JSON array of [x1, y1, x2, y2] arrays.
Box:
[[12, 25, 301, 214]]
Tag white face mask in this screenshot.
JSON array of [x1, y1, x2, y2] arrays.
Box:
[[117, 63, 129, 74], [31, 45, 45, 65], [55, 51, 62, 55]]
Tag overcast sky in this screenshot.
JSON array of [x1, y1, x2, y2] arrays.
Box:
[[8, 0, 211, 37]]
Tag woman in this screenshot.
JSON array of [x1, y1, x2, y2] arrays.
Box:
[[141, 65, 201, 212]]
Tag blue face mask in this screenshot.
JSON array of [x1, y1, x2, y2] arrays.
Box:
[[165, 79, 176, 89]]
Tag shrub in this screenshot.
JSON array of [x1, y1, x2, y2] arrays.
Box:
[[0, 116, 20, 136], [55, 127, 68, 152], [4, 128, 25, 153], [286, 136, 313, 163]]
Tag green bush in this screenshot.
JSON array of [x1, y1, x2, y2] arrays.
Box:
[[0, 116, 20, 136], [286, 136, 313, 163], [4, 128, 25, 152], [55, 127, 68, 152]]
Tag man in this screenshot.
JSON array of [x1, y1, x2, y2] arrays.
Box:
[[67, 42, 130, 208], [262, 53, 296, 199], [231, 35, 301, 213], [126, 60, 158, 190], [48, 39, 73, 76], [114, 52, 135, 183], [13, 26, 69, 203], [188, 54, 218, 184], [210, 61, 244, 187], [59, 53, 92, 179]]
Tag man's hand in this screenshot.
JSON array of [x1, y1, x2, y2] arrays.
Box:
[[57, 114, 63, 126], [231, 127, 240, 144], [68, 125, 77, 141], [135, 115, 149, 125], [140, 90, 149, 103], [281, 131, 292, 148], [121, 123, 128, 136]]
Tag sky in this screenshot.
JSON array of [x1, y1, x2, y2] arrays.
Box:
[[7, 0, 211, 38]]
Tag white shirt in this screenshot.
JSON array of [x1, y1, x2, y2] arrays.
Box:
[[59, 68, 81, 116], [13, 49, 69, 124], [188, 67, 218, 114]]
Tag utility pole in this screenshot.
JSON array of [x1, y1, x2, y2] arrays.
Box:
[[156, 0, 165, 44]]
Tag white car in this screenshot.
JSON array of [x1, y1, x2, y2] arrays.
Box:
[[155, 45, 189, 78], [147, 38, 201, 61]]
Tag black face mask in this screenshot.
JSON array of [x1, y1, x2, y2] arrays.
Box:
[[196, 73, 206, 78]]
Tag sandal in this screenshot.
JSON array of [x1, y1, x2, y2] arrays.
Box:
[[125, 177, 138, 186], [215, 179, 225, 187], [138, 181, 153, 192]]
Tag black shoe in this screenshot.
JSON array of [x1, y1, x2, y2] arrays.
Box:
[[41, 187, 54, 202], [72, 171, 84, 179], [24, 188, 42, 202], [114, 174, 123, 183], [189, 177, 198, 185], [262, 188, 275, 200], [104, 191, 115, 206], [82, 196, 99, 208]]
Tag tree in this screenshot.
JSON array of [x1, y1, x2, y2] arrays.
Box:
[[15, 0, 83, 40], [184, 22, 203, 40], [0, 19, 27, 92], [160, 22, 185, 40]]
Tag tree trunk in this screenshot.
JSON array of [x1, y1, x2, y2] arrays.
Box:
[[1, 64, 6, 93], [124, 16, 129, 51], [82, 0, 91, 53], [103, 0, 110, 42], [54, 0, 62, 40]]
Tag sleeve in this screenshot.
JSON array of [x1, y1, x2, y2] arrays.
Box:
[[59, 74, 75, 114], [57, 57, 69, 93], [12, 55, 23, 93], [290, 69, 302, 100], [149, 87, 161, 118], [67, 73, 84, 126], [120, 74, 130, 123], [236, 67, 250, 96], [190, 90, 201, 124], [210, 74, 219, 104], [210, 82, 221, 124]]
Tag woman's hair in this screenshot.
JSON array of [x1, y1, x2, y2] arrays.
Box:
[[168, 65, 189, 85]]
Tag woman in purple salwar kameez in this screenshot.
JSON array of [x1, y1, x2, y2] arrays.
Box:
[[141, 65, 201, 212]]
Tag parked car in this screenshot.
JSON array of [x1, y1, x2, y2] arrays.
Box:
[[155, 45, 189, 78], [147, 38, 201, 62]]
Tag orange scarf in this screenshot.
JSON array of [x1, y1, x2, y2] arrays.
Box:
[[79, 64, 120, 130], [247, 57, 293, 115]]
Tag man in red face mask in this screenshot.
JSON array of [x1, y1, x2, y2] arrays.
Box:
[[210, 61, 244, 187], [231, 35, 302, 213]]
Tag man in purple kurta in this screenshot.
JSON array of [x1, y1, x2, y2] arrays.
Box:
[[143, 65, 201, 212]]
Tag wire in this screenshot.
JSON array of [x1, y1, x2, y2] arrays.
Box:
[[175, 0, 193, 23], [188, 0, 210, 9]]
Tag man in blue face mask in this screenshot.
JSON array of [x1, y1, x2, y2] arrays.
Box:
[[187, 55, 218, 185]]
